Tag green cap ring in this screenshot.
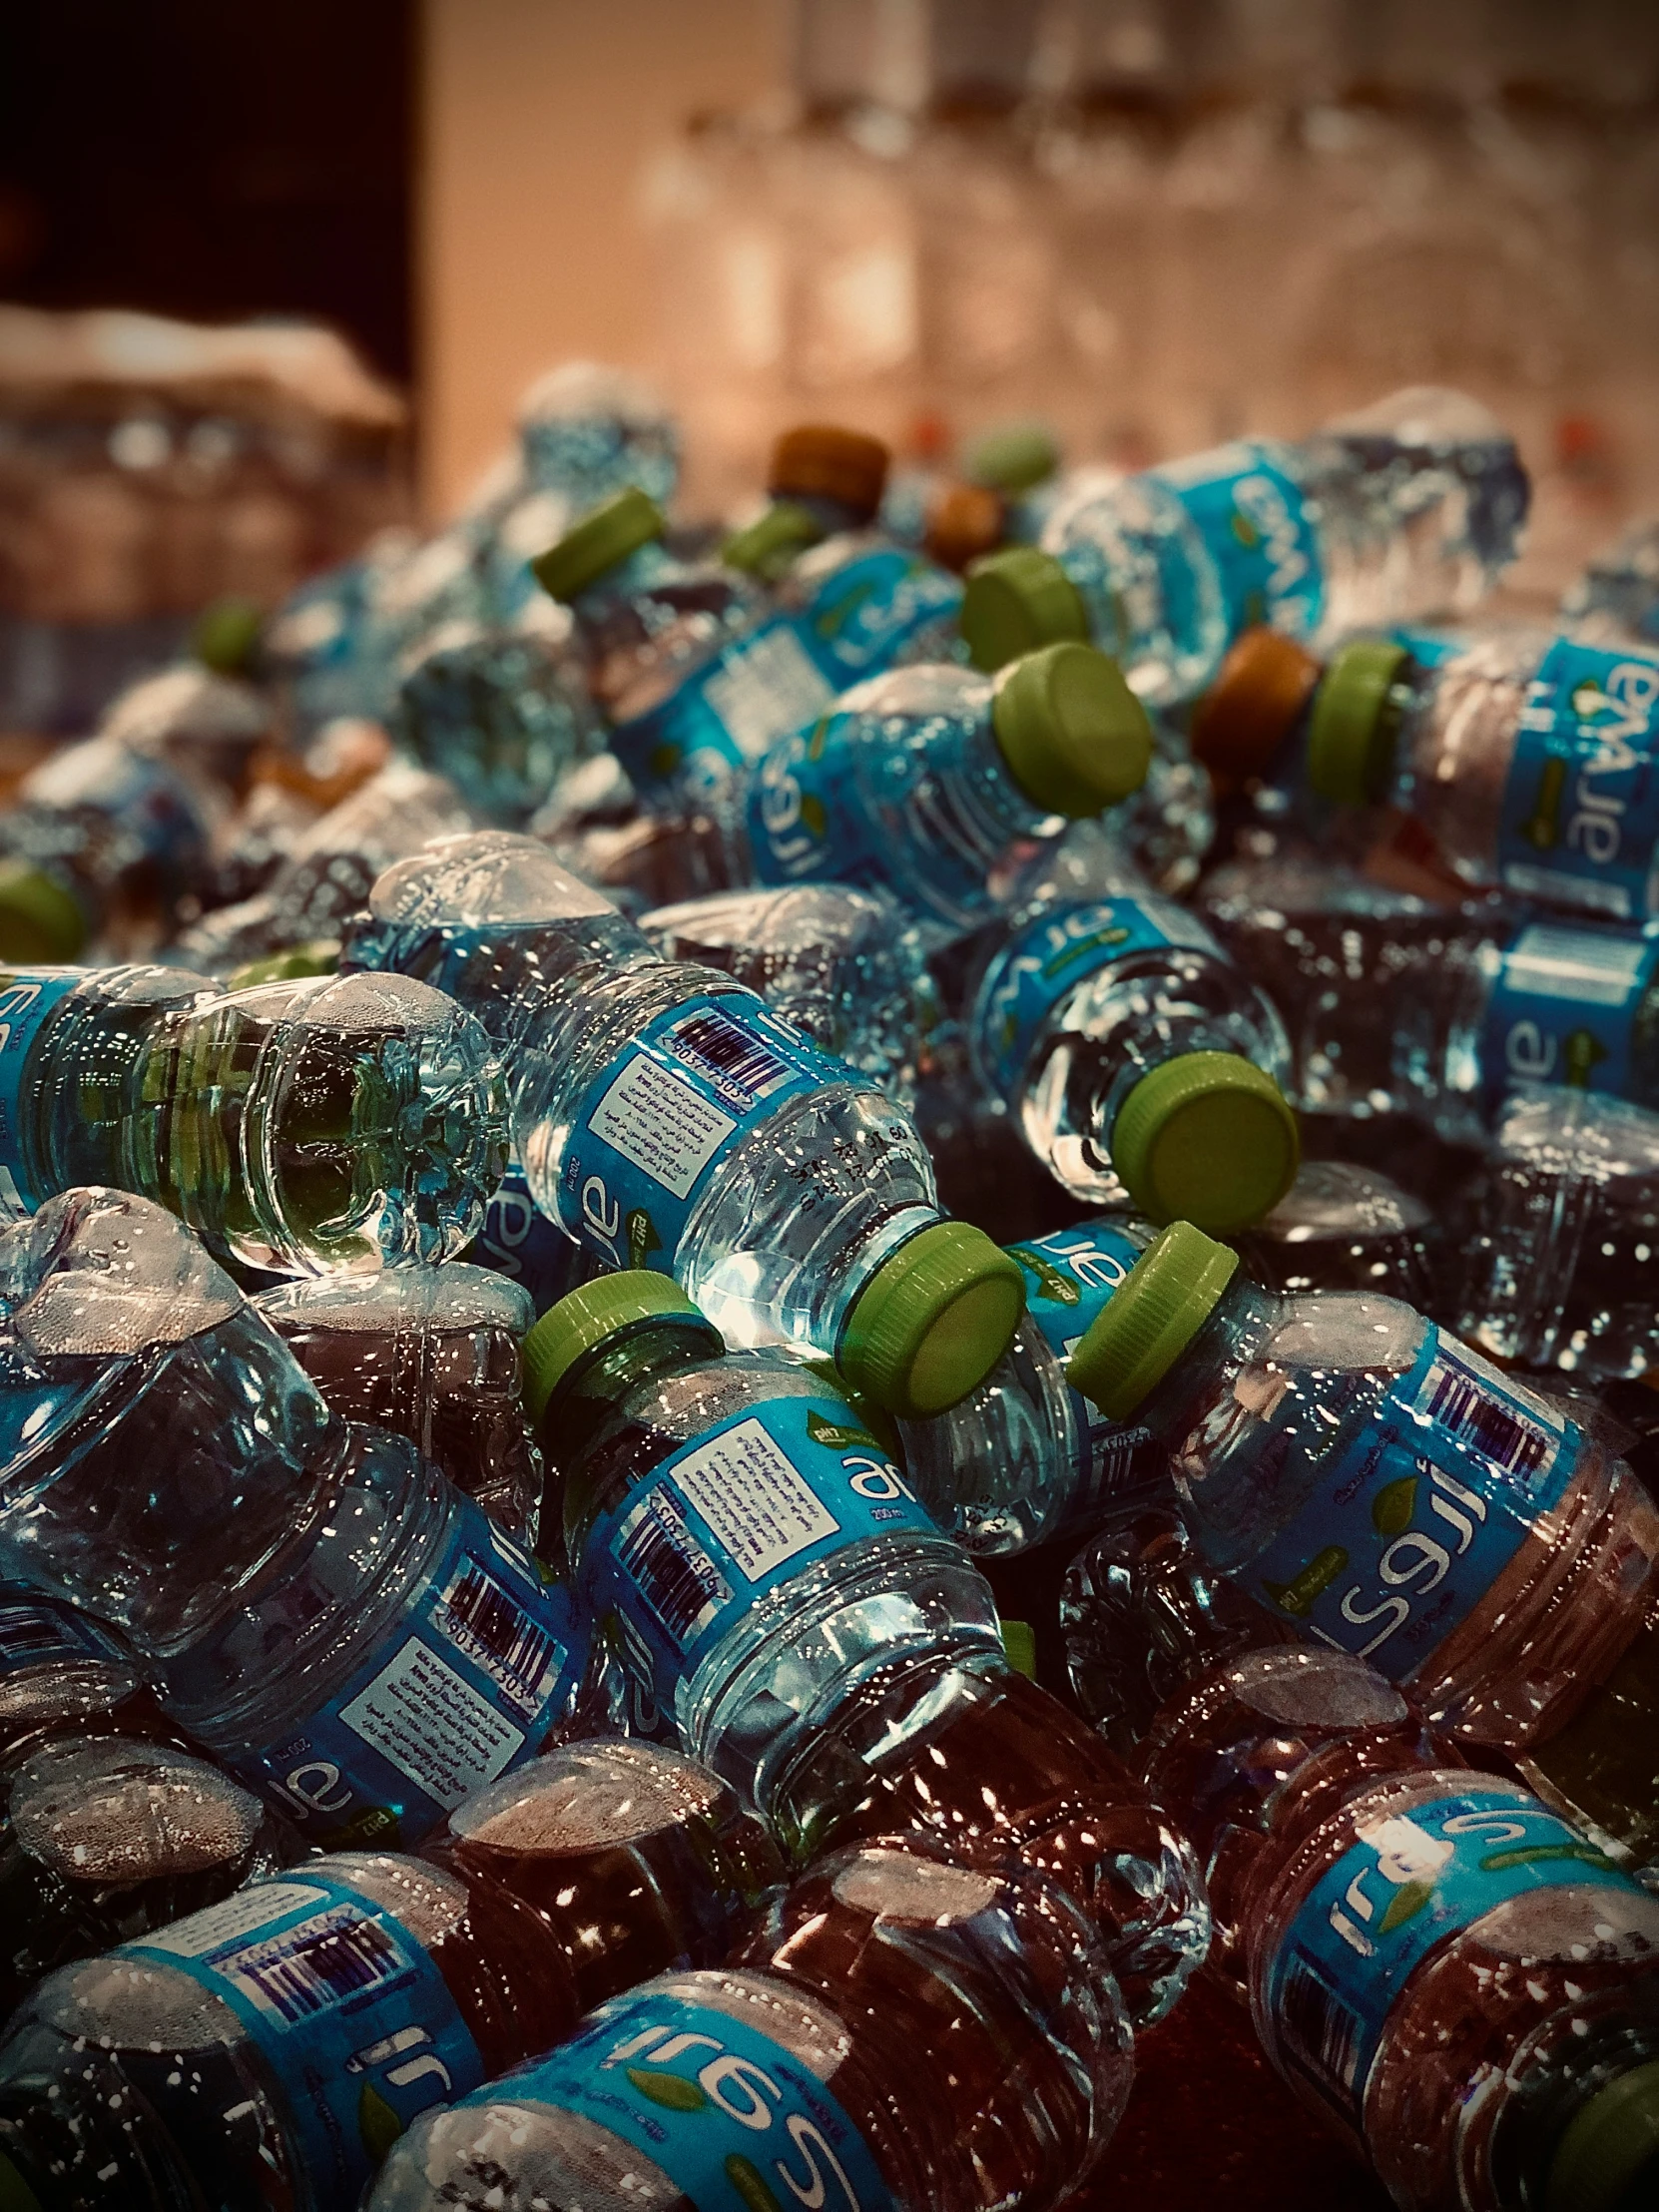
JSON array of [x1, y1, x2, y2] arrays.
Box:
[[1307, 638, 1410, 807], [1111, 1053, 1300, 1233], [840, 1222, 1025, 1420], [961, 547, 1090, 673], [522, 1269, 708, 1424], [0, 862, 87, 965], [1548, 2059, 1659, 2212], [228, 939, 341, 990], [532, 487, 666, 604], [990, 641, 1152, 818], [1067, 1220, 1239, 1422]]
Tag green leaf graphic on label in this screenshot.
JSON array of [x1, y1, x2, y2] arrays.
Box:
[[1572, 679, 1611, 720], [800, 791, 828, 839], [1040, 926, 1130, 981], [1231, 508, 1261, 549], [726, 2155, 786, 2212], [627, 2068, 708, 2110], [806, 1408, 880, 1451], [1519, 756, 1567, 850], [1479, 1842, 1615, 1875], [1007, 1244, 1081, 1306], [1264, 1545, 1348, 1617], [648, 742, 683, 780], [1372, 1476, 1417, 1537], [357, 2082, 405, 2161], [1564, 1028, 1609, 1088], [806, 714, 831, 762], [627, 1209, 661, 1269], [1378, 1879, 1433, 1934]]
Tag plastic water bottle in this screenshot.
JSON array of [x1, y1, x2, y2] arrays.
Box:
[[894, 1215, 1165, 1555], [1290, 624, 1659, 924], [257, 1266, 543, 1538], [1070, 1221, 1659, 1865], [427, 1737, 783, 2009], [1238, 1749, 1659, 2212], [0, 961, 507, 1273], [0, 1189, 601, 1851], [1562, 515, 1659, 649], [365, 1839, 1134, 2212], [965, 826, 1300, 1231], [1235, 1160, 1441, 1309], [640, 882, 935, 1101], [534, 488, 836, 801], [738, 644, 1152, 941], [0, 664, 274, 965], [392, 612, 603, 826], [522, 1271, 1208, 2023], [0, 1733, 293, 2017], [957, 387, 1528, 706], [0, 1848, 587, 2212], [345, 832, 1025, 1418], [176, 759, 476, 976]]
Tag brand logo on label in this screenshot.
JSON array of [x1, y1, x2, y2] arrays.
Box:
[[982, 902, 1135, 1075], [1516, 658, 1659, 871], [754, 718, 831, 876], [1230, 471, 1312, 617]]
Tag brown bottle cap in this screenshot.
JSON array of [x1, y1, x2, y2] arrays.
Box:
[[1188, 627, 1322, 784], [769, 424, 891, 521], [923, 482, 1006, 572]]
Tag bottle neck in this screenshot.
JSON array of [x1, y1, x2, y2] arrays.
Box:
[[537, 1319, 728, 1468], [1130, 1275, 1281, 1442]]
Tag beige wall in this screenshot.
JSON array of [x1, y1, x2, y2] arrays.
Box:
[[420, 0, 783, 518]]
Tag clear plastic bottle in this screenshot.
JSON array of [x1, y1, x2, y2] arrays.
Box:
[[640, 882, 935, 1102], [0, 1189, 600, 1851], [965, 826, 1300, 1230], [1235, 1160, 1441, 1309], [0, 1585, 165, 1771], [1564, 516, 1659, 651], [346, 832, 1024, 1417], [1071, 1221, 1659, 1865], [895, 1214, 1165, 1555], [0, 1848, 582, 2212], [428, 1737, 783, 2008], [523, 1272, 1207, 2023], [176, 759, 476, 977], [0, 961, 507, 1273], [257, 1265, 543, 1537], [957, 387, 1529, 707], [365, 1839, 1133, 2212], [1239, 1755, 1659, 2212], [1297, 624, 1659, 925]]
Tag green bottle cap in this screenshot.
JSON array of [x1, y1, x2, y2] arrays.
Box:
[[962, 422, 1060, 495], [1111, 1052, 1300, 1232], [0, 2152, 42, 2212], [1306, 638, 1410, 806], [1067, 1220, 1239, 1423], [227, 939, 341, 990], [193, 596, 265, 676], [990, 642, 1152, 818], [1000, 1618, 1038, 1679], [522, 1270, 708, 1423], [531, 487, 666, 603], [722, 501, 824, 580], [0, 862, 86, 964], [839, 1222, 1024, 1419], [961, 547, 1091, 672], [1548, 2060, 1659, 2212]]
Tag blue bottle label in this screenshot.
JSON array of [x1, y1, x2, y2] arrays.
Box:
[[746, 708, 886, 892], [611, 617, 835, 799], [1477, 921, 1659, 1106], [1006, 1221, 1157, 1510], [1267, 1789, 1639, 2130], [0, 969, 84, 1219], [557, 993, 851, 1272], [124, 1871, 485, 2198], [0, 1586, 130, 1675], [507, 1985, 896, 2212], [1495, 636, 1659, 920], [1151, 440, 1325, 639], [584, 1393, 933, 1713], [796, 545, 964, 687], [465, 1160, 593, 1315], [1246, 1328, 1577, 1681], [971, 893, 1220, 1101], [243, 1499, 584, 1848]]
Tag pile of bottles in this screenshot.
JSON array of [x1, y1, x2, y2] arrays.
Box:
[[6, 363, 1659, 2212]]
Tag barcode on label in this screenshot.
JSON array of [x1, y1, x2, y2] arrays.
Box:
[[1416, 1354, 1553, 1479], [219, 1906, 403, 2025], [0, 1600, 70, 1666], [439, 1562, 564, 1715], [667, 1007, 795, 1104], [1279, 1953, 1365, 2102], [615, 1488, 732, 1651]]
